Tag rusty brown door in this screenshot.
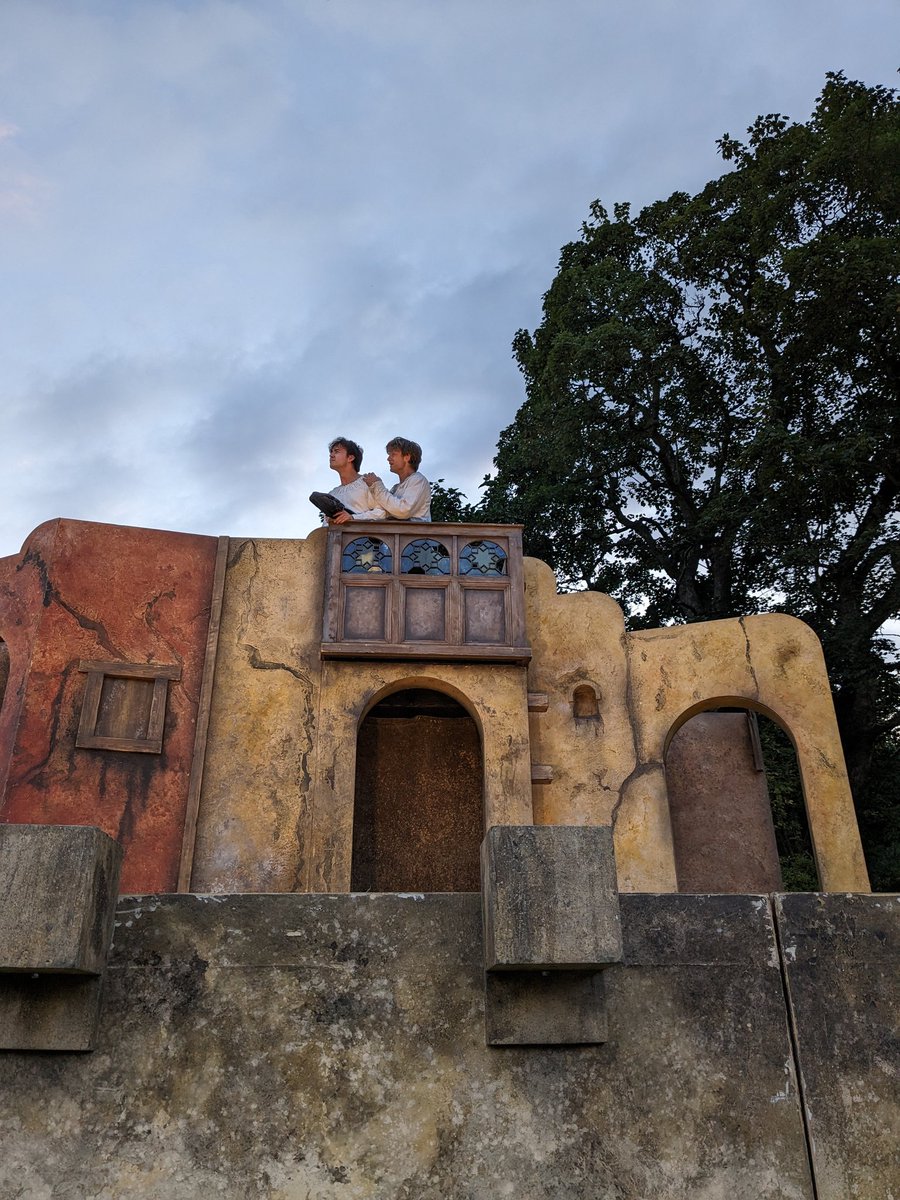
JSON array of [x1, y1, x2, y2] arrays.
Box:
[[351, 689, 483, 892]]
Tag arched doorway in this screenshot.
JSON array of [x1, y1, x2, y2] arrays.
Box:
[[351, 688, 483, 892], [665, 708, 817, 892]]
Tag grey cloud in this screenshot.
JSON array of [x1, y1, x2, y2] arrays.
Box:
[[1, 0, 899, 554]]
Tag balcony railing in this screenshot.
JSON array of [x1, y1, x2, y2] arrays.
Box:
[[321, 523, 531, 663]]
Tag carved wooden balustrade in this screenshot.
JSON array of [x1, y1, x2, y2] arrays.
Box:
[[322, 523, 531, 663]]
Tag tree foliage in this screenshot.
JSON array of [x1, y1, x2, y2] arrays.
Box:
[[430, 478, 475, 523], [478, 72, 900, 887]]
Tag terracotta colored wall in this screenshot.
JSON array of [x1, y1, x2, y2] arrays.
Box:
[[0, 519, 217, 893], [0, 524, 50, 806]]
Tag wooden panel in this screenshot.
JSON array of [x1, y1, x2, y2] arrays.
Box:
[[321, 642, 531, 663], [323, 523, 532, 661], [403, 586, 447, 642], [76, 660, 182, 754], [343, 585, 388, 642], [352, 707, 483, 892], [78, 660, 182, 680], [464, 588, 506, 644], [95, 676, 156, 740]]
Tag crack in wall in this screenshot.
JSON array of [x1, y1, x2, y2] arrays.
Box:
[[20, 547, 124, 659], [615, 631, 649, 830], [738, 616, 761, 698], [244, 645, 310, 684], [771, 897, 820, 1200]]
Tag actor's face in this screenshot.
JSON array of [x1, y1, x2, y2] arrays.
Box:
[[386, 447, 410, 475], [330, 444, 352, 470]]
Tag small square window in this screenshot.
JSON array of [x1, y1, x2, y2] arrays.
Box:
[[76, 660, 181, 754]]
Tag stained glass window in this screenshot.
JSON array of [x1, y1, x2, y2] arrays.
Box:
[[342, 537, 392, 574], [459, 540, 507, 576], [401, 539, 450, 575]]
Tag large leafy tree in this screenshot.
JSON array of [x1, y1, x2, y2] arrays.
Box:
[[479, 73, 900, 887]]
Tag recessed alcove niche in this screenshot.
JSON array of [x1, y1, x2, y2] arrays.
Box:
[[351, 688, 483, 892]]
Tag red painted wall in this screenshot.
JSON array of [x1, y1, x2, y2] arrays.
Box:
[[0, 519, 217, 893]]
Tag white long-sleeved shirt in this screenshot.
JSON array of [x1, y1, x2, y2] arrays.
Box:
[[366, 471, 432, 521], [328, 477, 387, 520]]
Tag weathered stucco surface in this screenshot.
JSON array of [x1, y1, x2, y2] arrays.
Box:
[[189, 532, 532, 894], [523, 557, 868, 893], [0, 892, 827, 1199], [0, 519, 217, 893], [623, 614, 868, 891], [524, 558, 635, 829], [0, 520, 870, 896], [190, 534, 327, 893]]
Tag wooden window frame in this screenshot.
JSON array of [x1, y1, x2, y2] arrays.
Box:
[[76, 660, 182, 754]]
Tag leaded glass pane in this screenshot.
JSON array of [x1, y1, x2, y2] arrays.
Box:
[[459, 540, 507, 576], [401, 539, 450, 576], [342, 537, 392, 574]]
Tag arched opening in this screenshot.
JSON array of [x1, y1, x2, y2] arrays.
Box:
[[0, 638, 9, 716], [572, 684, 601, 723], [351, 687, 484, 892], [665, 707, 817, 892]]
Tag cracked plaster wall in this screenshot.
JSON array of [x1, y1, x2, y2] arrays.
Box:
[[0, 519, 218, 893], [189, 531, 532, 894], [190, 534, 326, 894], [522, 557, 869, 893], [0, 521, 869, 896]]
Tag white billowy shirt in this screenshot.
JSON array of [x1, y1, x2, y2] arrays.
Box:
[[366, 471, 432, 521], [328, 477, 387, 520]]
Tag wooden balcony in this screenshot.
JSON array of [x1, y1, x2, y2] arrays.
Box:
[[322, 523, 531, 663]]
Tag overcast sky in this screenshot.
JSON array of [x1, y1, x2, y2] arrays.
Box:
[[1, 1, 898, 557]]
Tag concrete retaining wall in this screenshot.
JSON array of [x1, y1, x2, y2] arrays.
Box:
[[1, 892, 896, 1199]]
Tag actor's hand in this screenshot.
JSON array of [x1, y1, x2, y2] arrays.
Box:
[[362, 472, 379, 485], [329, 511, 353, 525]]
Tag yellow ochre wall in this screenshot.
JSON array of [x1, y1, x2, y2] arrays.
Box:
[[188, 533, 869, 894]]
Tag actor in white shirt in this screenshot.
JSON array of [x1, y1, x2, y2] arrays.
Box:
[[316, 437, 387, 524], [362, 437, 432, 521]]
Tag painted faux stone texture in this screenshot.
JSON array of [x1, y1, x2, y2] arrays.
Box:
[[0, 894, 814, 1199], [0, 519, 218, 892]]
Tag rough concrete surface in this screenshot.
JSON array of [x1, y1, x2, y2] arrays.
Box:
[[481, 825, 622, 969], [0, 823, 121, 973], [1, 893, 815, 1200], [0, 823, 123, 1050], [484, 968, 608, 1045], [776, 892, 900, 1200]]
